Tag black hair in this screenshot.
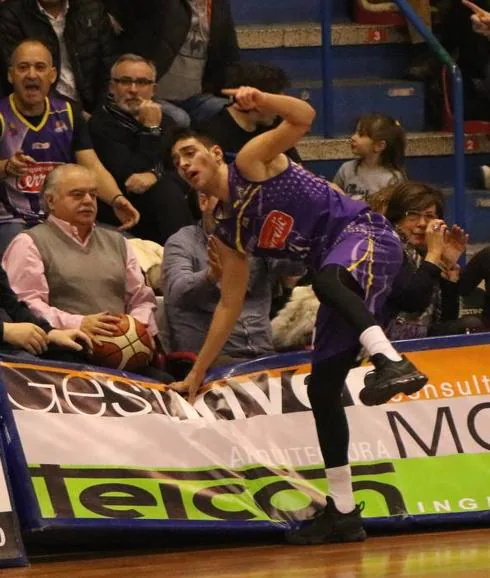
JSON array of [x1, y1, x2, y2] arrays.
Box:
[[355, 113, 406, 175], [224, 61, 290, 94], [169, 127, 219, 151]]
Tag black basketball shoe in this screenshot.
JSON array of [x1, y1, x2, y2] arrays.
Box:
[[285, 498, 367, 545], [359, 353, 428, 406]]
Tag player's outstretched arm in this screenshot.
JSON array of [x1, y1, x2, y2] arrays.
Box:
[[223, 87, 315, 180], [168, 237, 249, 403]]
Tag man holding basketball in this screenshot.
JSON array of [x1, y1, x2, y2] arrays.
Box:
[[2, 164, 157, 348]]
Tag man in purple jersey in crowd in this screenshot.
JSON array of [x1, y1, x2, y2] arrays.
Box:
[[169, 87, 429, 545]]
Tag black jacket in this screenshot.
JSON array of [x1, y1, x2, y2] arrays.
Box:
[[385, 255, 460, 323], [0, 0, 118, 112], [88, 100, 177, 185], [0, 267, 52, 344], [103, 0, 239, 95]]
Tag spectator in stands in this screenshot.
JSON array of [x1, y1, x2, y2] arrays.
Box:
[[0, 0, 118, 116], [459, 245, 490, 330], [380, 182, 473, 339], [2, 164, 158, 359], [162, 191, 304, 365], [196, 61, 302, 163], [0, 265, 91, 360], [0, 39, 139, 256], [333, 114, 406, 203], [89, 54, 193, 245], [102, 0, 240, 127]]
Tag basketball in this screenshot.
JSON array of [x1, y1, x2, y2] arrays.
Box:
[[90, 315, 155, 372]]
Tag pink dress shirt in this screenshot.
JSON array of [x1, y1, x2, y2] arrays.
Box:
[[2, 216, 158, 335]]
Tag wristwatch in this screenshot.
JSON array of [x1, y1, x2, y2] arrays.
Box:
[[145, 125, 162, 136]]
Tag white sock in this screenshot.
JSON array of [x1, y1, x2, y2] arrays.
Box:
[[325, 465, 355, 513], [359, 326, 402, 361]]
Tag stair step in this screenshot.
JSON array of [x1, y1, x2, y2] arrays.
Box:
[[288, 78, 424, 134], [237, 22, 408, 49], [231, 0, 348, 25], [298, 132, 490, 161]]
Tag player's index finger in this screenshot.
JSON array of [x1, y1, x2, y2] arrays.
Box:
[[462, 0, 486, 16]]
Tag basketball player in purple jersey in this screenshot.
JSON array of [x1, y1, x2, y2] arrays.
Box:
[[170, 87, 428, 544]]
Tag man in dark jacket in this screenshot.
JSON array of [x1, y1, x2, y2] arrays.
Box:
[[89, 53, 193, 244], [103, 0, 239, 126], [0, 266, 91, 360], [0, 0, 118, 114]]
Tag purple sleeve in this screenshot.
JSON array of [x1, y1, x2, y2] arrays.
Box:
[[214, 218, 245, 253]]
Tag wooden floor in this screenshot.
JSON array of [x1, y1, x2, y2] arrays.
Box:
[[5, 528, 490, 577]]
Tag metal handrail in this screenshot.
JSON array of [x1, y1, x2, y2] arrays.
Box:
[[320, 0, 334, 138], [320, 0, 466, 229], [393, 0, 465, 229]]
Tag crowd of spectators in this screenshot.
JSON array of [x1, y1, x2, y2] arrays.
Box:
[[0, 0, 489, 381]]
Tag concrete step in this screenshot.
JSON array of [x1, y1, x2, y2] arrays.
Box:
[[236, 22, 408, 49], [298, 132, 490, 161], [300, 133, 490, 190]]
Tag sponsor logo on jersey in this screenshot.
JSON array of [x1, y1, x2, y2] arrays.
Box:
[[32, 142, 51, 150], [16, 161, 61, 194], [258, 210, 294, 250]]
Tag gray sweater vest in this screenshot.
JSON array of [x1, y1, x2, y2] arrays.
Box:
[[26, 222, 127, 315]]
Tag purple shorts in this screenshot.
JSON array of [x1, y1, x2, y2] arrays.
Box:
[[313, 211, 402, 363]]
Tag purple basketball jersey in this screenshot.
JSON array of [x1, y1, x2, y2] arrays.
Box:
[[0, 95, 75, 223], [214, 160, 369, 270]]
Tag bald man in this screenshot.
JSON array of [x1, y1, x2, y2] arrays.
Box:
[[0, 39, 139, 255]]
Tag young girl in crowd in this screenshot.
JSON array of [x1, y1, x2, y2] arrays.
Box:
[[334, 114, 406, 202]]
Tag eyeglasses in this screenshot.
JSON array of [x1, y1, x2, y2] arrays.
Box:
[[111, 77, 155, 88], [405, 210, 438, 222]]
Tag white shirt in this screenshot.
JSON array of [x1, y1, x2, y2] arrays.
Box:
[[37, 0, 79, 102]]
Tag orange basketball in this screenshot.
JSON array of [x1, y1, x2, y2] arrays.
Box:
[[90, 314, 155, 372]]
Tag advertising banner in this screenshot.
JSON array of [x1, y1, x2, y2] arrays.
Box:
[[0, 334, 489, 533]]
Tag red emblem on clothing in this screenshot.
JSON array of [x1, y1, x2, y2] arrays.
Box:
[[258, 210, 294, 249], [16, 161, 60, 194]]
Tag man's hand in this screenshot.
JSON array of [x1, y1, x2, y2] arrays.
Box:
[[206, 236, 223, 284], [47, 329, 93, 353], [3, 151, 36, 177], [463, 0, 490, 37], [167, 371, 203, 404], [138, 100, 162, 128], [112, 195, 140, 230], [3, 323, 48, 355], [125, 172, 157, 194], [222, 86, 267, 113], [80, 312, 121, 342]]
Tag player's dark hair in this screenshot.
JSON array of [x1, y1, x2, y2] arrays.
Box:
[[224, 62, 290, 94], [355, 113, 406, 175], [169, 127, 219, 151]]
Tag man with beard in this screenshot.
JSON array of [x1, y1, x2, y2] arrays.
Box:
[[88, 53, 193, 245]]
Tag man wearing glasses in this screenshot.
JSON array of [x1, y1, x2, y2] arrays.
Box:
[[88, 53, 193, 245]]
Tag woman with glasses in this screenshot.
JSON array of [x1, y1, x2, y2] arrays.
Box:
[[376, 181, 474, 339]]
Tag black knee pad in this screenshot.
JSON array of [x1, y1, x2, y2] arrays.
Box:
[[312, 264, 364, 303]]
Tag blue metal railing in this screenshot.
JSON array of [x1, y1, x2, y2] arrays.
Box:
[[393, 0, 465, 229], [320, 0, 334, 137], [320, 0, 466, 229]]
